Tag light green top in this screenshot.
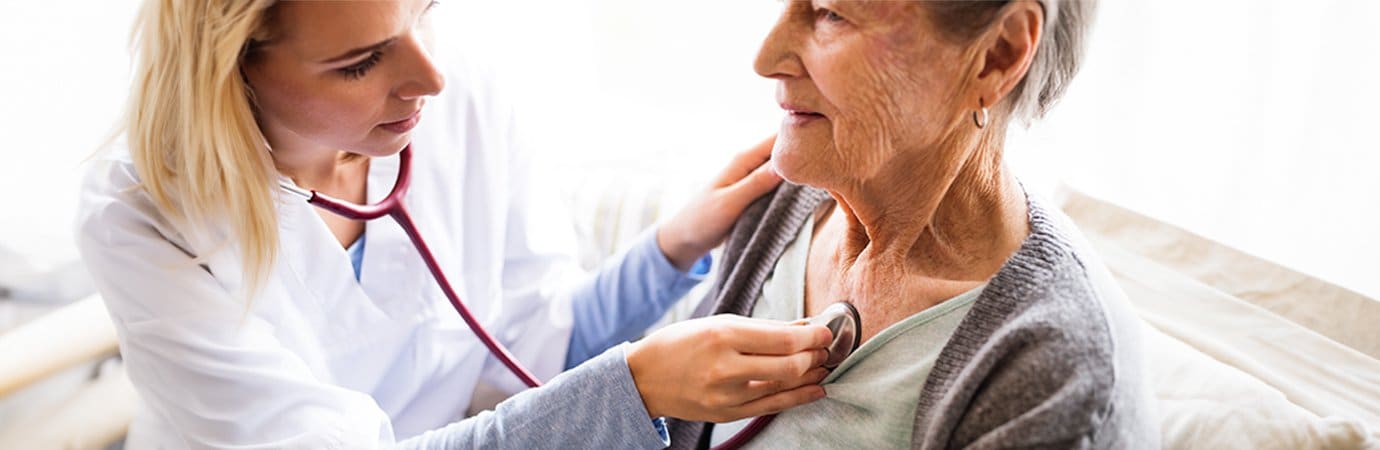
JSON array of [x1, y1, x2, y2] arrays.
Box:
[[710, 215, 984, 449]]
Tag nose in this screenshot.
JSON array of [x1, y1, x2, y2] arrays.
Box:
[[753, 12, 805, 80], [394, 31, 446, 101]]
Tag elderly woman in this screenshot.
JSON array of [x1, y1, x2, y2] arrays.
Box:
[[661, 1, 1158, 448]]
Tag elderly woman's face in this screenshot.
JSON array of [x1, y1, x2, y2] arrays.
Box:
[[242, 0, 444, 158], [755, 1, 973, 185]]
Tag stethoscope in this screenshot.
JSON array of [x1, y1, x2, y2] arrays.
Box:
[[711, 301, 861, 450], [279, 144, 540, 388], [279, 144, 863, 448]]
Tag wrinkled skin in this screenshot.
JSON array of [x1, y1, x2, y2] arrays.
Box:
[[754, 0, 1045, 341]]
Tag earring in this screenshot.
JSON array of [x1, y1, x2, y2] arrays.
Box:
[[972, 98, 989, 129]]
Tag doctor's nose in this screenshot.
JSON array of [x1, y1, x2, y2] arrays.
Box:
[[394, 32, 446, 100]]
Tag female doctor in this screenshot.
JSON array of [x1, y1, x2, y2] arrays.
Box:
[[74, 0, 832, 448]]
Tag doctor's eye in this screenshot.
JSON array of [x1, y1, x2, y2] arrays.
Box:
[[339, 50, 384, 80]]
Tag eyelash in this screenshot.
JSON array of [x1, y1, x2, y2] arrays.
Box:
[[339, 50, 384, 80], [816, 8, 845, 24], [336, 1, 438, 80]]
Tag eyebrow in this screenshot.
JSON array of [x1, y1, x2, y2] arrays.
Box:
[[321, 37, 396, 64]]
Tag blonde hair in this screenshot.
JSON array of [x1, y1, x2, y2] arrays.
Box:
[[123, 0, 280, 297]]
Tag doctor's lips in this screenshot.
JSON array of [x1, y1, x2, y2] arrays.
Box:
[[380, 110, 422, 133]]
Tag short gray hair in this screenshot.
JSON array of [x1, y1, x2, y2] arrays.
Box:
[[925, 0, 1097, 124]]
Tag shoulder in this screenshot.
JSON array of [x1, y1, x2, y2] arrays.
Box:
[[991, 194, 1147, 379], [976, 194, 1121, 393], [700, 183, 831, 314], [984, 193, 1122, 351], [73, 140, 223, 286], [723, 183, 832, 253], [74, 142, 182, 249], [925, 194, 1157, 447]]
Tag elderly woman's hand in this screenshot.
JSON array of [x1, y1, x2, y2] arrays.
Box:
[[625, 315, 831, 422], [656, 136, 782, 270]]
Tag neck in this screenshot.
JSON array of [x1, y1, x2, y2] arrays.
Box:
[[271, 140, 364, 192], [823, 129, 1029, 291], [268, 138, 371, 248]]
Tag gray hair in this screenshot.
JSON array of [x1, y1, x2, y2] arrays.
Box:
[[925, 0, 1097, 125]]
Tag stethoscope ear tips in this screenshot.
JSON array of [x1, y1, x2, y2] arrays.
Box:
[[806, 301, 861, 369]]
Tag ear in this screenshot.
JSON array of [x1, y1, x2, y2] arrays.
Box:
[[974, 2, 1044, 107]]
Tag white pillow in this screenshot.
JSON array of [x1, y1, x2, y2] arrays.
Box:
[[1145, 324, 1375, 449]]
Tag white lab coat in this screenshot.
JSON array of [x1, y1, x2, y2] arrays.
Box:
[[75, 62, 584, 448]]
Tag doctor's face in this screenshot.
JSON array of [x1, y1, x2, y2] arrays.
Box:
[[241, 0, 445, 159]]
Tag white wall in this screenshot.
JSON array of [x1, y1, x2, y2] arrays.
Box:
[[1012, 0, 1380, 298], [0, 0, 140, 267], [2, 0, 1376, 298]]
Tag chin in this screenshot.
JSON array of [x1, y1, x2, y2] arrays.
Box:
[[771, 134, 834, 187], [384, 139, 411, 155], [353, 136, 412, 158]]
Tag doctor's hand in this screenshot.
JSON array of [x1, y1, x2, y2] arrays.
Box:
[[656, 136, 782, 270], [625, 314, 831, 422]]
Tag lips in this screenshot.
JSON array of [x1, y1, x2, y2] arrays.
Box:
[[380, 110, 422, 134], [780, 102, 825, 118], [779, 101, 826, 128]]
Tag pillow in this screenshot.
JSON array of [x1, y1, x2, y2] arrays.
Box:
[[1056, 187, 1380, 448], [1144, 323, 1374, 449]]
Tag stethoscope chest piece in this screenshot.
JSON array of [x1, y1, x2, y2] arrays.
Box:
[[807, 301, 861, 369]]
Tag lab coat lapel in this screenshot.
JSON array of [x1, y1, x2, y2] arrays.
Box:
[[275, 189, 393, 348], [356, 152, 432, 320], [359, 143, 490, 330], [274, 151, 425, 348]]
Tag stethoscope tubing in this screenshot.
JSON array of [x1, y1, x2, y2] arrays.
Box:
[[712, 415, 776, 450], [283, 145, 542, 388], [284, 144, 779, 446]]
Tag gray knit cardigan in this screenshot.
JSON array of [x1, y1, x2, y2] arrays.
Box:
[[667, 183, 1159, 449]]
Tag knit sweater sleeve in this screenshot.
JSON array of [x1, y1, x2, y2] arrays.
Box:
[[941, 310, 1117, 449], [910, 198, 1158, 450]]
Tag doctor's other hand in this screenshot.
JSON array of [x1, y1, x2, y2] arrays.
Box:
[[626, 314, 831, 422], [656, 136, 782, 270]]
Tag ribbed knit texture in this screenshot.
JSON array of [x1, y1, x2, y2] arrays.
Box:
[[667, 183, 1158, 449]]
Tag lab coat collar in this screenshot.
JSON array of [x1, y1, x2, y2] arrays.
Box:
[[273, 151, 430, 352], [358, 151, 433, 318]]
